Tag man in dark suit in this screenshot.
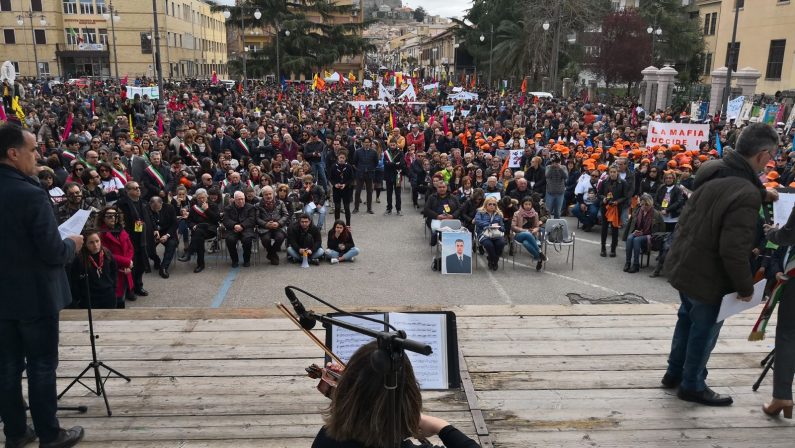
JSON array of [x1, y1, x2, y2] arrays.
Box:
[[445, 239, 472, 274], [223, 191, 257, 267], [116, 181, 151, 300], [0, 124, 85, 447], [147, 196, 178, 279], [210, 127, 233, 160], [140, 150, 172, 201]]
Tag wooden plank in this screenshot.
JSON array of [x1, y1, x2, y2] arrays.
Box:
[[457, 350, 493, 448]]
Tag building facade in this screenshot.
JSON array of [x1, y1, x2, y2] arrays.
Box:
[[694, 0, 795, 94], [0, 0, 228, 80]]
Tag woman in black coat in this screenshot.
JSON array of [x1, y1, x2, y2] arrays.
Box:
[[178, 188, 220, 273], [654, 171, 686, 232], [326, 220, 360, 263], [597, 165, 629, 257], [69, 231, 118, 309], [328, 152, 355, 226]]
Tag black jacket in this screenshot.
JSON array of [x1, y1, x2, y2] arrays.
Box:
[[288, 221, 322, 252], [654, 184, 686, 218], [423, 193, 461, 220], [327, 229, 356, 255], [328, 163, 355, 190], [147, 202, 178, 253], [300, 184, 327, 207], [188, 201, 220, 238], [141, 163, 174, 201], [383, 149, 406, 177], [223, 202, 257, 239], [68, 250, 118, 309], [597, 177, 629, 210], [116, 193, 152, 252], [352, 147, 379, 178], [0, 164, 77, 319]]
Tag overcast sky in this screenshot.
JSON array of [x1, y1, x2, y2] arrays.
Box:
[[216, 0, 472, 19]]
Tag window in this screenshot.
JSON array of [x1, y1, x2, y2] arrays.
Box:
[[63, 0, 77, 14], [703, 12, 717, 35], [65, 28, 78, 44], [766, 40, 786, 79], [726, 42, 740, 71], [736, 0, 744, 8], [11, 61, 19, 73], [96, 0, 107, 15], [38, 62, 50, 77], [82, 28, 97, 44], [0, 0, 11, 11], [3, 29, 15, 44], [79, 0, 94, 14], [702, 52, 713, 76], [34, 29, 46, 44], [98, 28, 108, 45], [31, 0, 43, 11], [141, 32, 153, 54]]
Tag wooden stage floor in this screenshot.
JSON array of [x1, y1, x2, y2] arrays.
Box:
[[4, 304, 794, 447]]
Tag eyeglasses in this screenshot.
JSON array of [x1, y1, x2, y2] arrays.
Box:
[[75, 168, 85, 172], [104, 214, 117, 219], [128, 186, 140, 190]]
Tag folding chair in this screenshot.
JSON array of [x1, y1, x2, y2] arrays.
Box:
[[542, 218, 576, 270]]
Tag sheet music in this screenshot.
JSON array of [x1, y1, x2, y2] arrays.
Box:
[[330, 314, 386, 364], [388, 313, 448, 389]]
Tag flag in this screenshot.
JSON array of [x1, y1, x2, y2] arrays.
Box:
[[62, 113, 74, 141], [442, 114, 448, 134], [157, 113, 164, 137], [316, 75, 326, 91], [129, 114, 134, 139], [120, 75, 128, 86], [312, 73, 318, 91], [520, 78, 527, 94], [280, 74, 287, 91], [11, 96, 25, 125], [364, 106, 370, 119], [352, 86, 357, 95], [448, 80, 453, 87], [470, 74, 476, 90], [420, 110, 425, 123], [389, 111, 394, 129], [0, 103, 6, 121], [428, 115, 434, 127], [715, 131, 723, 157], [211, 70, 218, 84], [324, 70, 331, 79], [237, 82, 243, 94], [90, 97, 95, 115], [348, 71, 356, 83]]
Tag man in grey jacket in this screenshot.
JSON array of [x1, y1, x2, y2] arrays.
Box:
[[0, 124, 85, 447], [544, 154, 568, 219]]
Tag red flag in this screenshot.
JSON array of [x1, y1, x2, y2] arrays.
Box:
[[157, 113, 164, 137], [364, 106, 370, 119], [91, 98, 95, 115], [428, 115, 435, 127], [442, 114, 448, 134], [520, 78, 527, 94], [0, 103, 7, 121], [211, 71, 218, 84], [62, 113, 73, 141], [519, 95, 525, 106], [237, 82, 243, 94], [277, 92, 283, 102], [121, 75, 128, 86]]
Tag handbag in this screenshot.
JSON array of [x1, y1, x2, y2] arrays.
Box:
[[483, 227, 504, 239]]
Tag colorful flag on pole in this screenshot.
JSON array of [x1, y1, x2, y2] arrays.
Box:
[[715, 130, 723, 157], [0, 103, 7, 122], [521, 78, 527, 94], [62, 113, 74, 141]]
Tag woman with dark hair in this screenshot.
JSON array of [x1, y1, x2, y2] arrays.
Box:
[[38, 169, 64, 204], [454, 188, 485, 234], [68, 230, 118, 309], [313, 341, 479, 448], [96, 206, 135, 308], [97, 162, 125, 204], [326, 220, 359, 263], [512, 196, 546, 271]]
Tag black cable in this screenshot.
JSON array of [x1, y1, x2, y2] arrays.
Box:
[[286, 285, 397, 331]]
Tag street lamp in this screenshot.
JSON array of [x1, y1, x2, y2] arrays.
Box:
[[478, 24, 494, 89], [543, 2, 563, 96], [16, 9, 46, 79], [646, 26, 662, 65], [102, 2, 121, 82], [224, 7, 272, 90]]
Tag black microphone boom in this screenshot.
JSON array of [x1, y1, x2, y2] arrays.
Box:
[[284, 286, 316, 330]]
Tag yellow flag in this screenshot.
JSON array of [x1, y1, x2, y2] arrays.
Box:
[[353, 86, 357, 95], [448, 80, 453, 87], [324, 70, 331, 79], [129, 114, 134, 139], [11, 96, 26, 126], [311, 74, 317, 91], [420, 110, 425, 123]]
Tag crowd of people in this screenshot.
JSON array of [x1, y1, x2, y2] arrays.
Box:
[[2, 72, 795, 447]]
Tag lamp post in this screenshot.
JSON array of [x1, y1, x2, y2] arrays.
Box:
[[224, 7, 272, 90], [101, 2, 120, 82], [479, 23, 493, 89], [542, 1, 562, 96], [646, 26, 662, 65], [275, 23, 290, 82], [721, 0, 741, 120], [150, 0, 164, 105], [16, 9, 46, 79]]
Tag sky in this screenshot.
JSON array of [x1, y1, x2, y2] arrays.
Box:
[[215, 0, 472, 19]]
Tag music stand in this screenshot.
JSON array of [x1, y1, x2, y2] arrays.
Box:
[[57, 270, 131, 416], [753, 349, 775, 391]]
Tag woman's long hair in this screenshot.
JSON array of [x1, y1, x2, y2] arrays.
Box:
[[323, 341, 422, 447]]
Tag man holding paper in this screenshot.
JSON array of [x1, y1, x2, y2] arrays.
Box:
[[664, 123, 780, 407], [0, 124, 85, 447]]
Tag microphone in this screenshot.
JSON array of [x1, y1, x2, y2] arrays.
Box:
[[285, 287, 316, 330]]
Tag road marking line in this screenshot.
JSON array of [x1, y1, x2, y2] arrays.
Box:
[[510, 258, 623, 295], [211, 267, 239, 308]]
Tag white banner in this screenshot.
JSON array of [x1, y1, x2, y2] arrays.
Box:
[[646, 121, 709, 151], [362, 79, 373, 89], [398, 82, 417, 101], [125, 86, 160, 100], [726, 96, 745, 120], [377, 82, 393, 101], [423, 82, 439, 91], [785, 106, 795, 134], [509, 150, 523, 168]]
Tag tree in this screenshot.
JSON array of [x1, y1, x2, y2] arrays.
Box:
[[413, 7, 426, 23], [210, 0, 374, 77], [636, 0, 704, 83], [592, 9, 651, 88]]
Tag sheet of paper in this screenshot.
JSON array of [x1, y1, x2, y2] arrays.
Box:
[[388, 312, 448, 389], [773, 193, 795, 227], [58, 209, 91, 239], [717, 279, 766, 322], [330, 314, 386, 364]]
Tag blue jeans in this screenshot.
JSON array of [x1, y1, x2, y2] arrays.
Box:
[[666, 293, 724, 391], [514, 231, 541, 259], [545, 193, 565, 219], [0, 315, 62, 442], [572, 203, 599, 227], [287, 246, 325, 261], [625, 233, 648, 266], [327, 247, 360, 261], [177, 219, 190, 244], [311, 161, 327, 189], [304, 204, 328, 230]]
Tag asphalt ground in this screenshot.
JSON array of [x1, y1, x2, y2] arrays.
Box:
[[129, 189, 679, 310]]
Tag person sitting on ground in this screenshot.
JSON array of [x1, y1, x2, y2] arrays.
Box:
[[287, 213, 324, 265], [511, 196, 547, 271], [327, 220, 360, 264], [68, 230, 118, 309], [223, 191, 257, 268], [256, 185, 289, 266], [475, 196, 506, 271], [623, 193, 664, 273], [312, 341, 480, 448], [423, 182, 461, 246]]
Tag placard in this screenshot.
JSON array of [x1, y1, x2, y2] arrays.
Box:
[[326, 312, 460, 389], [125, 86, 160, 100], [773, 192, 795, 227], [646, 121, 709, 151]]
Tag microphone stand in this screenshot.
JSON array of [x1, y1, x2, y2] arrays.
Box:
[[58, 266, 131, 416]]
